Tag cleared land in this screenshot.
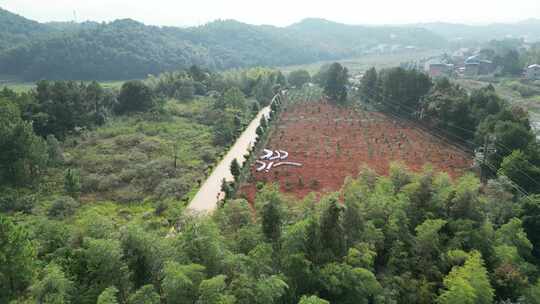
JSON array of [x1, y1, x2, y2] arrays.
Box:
[[241, 100, 472, 201], [279, 49, 443, 75]]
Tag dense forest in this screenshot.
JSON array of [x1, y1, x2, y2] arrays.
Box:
[[0, 8, 57, 52], [0, 7, 447, 81], [4, 163, 540, 303]]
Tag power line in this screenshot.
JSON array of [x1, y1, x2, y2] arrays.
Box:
[[358, 85, 540, 189], [380, 97, 540, 188]]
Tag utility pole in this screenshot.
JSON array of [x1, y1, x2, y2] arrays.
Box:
[[477, 135, 497, 183]]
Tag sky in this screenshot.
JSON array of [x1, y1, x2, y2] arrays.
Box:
[[1, 0, 540, 27]]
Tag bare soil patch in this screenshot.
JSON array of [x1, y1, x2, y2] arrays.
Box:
[[240, 100, 472, 202]]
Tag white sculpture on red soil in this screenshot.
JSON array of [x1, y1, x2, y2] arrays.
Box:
[[256, 149, 302, 172]]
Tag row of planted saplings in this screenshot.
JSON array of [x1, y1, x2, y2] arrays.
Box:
[[220, 92, 285, 201]]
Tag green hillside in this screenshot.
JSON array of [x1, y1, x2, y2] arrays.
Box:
[[0, 8, 447, 81]]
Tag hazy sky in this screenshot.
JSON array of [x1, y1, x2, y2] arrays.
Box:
[[1, 0, 540, 27]]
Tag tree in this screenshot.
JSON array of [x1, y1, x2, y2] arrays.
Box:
[[319, 197, 346, 262], [490, 121, 535, 168], [342, 186, 365, 249], [324, 62, 348, 104], [414, 219, 447, 278], [521, 195, 540, 259], [437, 251, 494, 304], [196, 275, 236, 304], [175, 219, 226, 275], [31, 80, 112, 138], [46, 134, 63, 165], [115, 81, 155, 114], [128, 285, 160, 304], [319, 263, 382, 304], [97, 286, 119, 304], [288, 70, 311, 88], [0, 99, 47, 185], [298, 295, 330, 304], [231, 159, 241, 180], [523, 279, 540, 304], [260, 189, 284, 243], [253, 275, 288, 304], [501, 50, 522, 76], [48, 196, 80, 219], [223, 87, 247, 110], [162, 262, 206, 304], [499, 150, 540, 193], [64, 168, 81, 198], [83, 238, 132, 303], [378, 67, 432, 116], [0, 215, 36, 302], [120, 225, 164, 289], [31, 263, 73, 304], [360, 67, 378, 103]]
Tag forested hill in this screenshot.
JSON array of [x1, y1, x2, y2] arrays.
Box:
[[0, 8, 57, 52], [288, 18, 447, 51], [0, 7, 447, 81]]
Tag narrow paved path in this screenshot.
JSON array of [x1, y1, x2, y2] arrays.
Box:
[[188, 106, 271, 212]]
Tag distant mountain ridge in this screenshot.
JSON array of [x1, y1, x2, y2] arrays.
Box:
[[0, 7, 538, 81], [411, 20, 540, 42]]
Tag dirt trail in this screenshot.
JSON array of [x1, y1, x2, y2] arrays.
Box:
[[188, 106, 271, 212]]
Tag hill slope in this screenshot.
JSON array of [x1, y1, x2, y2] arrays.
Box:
[[0, 8, 447, 81], [414, 20, 540, 42], [0, 8, 57, 52]]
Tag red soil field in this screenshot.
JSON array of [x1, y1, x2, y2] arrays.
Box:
[[240, 100, 473, 202]]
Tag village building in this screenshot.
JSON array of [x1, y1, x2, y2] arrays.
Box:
[[464, 55, 493, 76], [424, 59, 454, 78], [428, 63, 455, 78], [525, 64, 540, 80]]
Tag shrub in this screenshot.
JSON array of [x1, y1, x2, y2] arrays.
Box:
[[119, 168, 138, 183], [114, 133, 144, 147], [230, 159, 241, 180], [154, 178, 191, 200], [113, 185, 144, 203], [48, 196, 80, 219], [98, 174, 122, 192], [0, 188, 36, 213], [137, 140, 161, 153], [64, 169, 81, 198], [46, 134, 64, 165], [133, 159, 176, 192], [82, 173, 101, 193], [127, 150, 148, 162], [155, 201, 170, 216]]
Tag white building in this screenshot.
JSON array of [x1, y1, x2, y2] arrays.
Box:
[[526, 64, 540, 80]]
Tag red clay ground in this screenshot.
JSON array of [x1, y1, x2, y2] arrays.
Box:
[[240, 100, 472, 202]]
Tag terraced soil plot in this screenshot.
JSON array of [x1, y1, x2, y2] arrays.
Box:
[[241, 100, 473, 201]]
